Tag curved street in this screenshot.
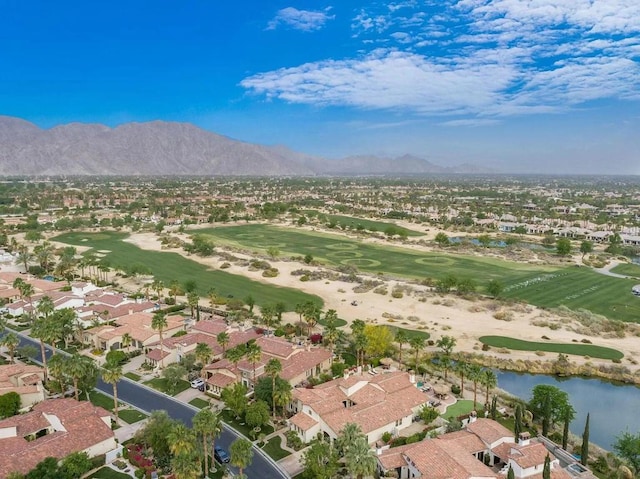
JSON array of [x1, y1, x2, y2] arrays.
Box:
[[13, 331, 289, 479]]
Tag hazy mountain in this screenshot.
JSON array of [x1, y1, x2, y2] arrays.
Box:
[[0, 116, 493, 176]]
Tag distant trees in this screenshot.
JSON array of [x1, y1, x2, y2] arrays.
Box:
[[556, 238, 572, 256]]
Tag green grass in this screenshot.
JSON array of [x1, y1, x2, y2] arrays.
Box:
[[479, 336, 624, 360], [143, 378, 191, 395], [197, 224, 558, 284], [118, 408, 147, 424], [220, 409, 274, 438], [442, 400, 482, 420], [317, 316, 348, 328], [53, 231, 322, 311], [501, 267, 640, 323], [307, 211, 423, 237], [611, 262, 640, 278], [87, 467, 132, 479], [189, 397, 211, 409], [386, 325, 431, 341], [89, 391, 118, 411], [261, 435, 291, 461], [124, 372, 141, 381]]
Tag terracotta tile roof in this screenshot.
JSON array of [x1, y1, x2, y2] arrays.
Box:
[[207, 372, 236, 388], [279, 348, 332, 382], [146, 348, 170, 361], [466, 418, 514, 445], [192, 318, 228, 336], [289, 412, 319, 432], [506, 442, 557, 470], [437, 429, 487, 453], [0, 399, 115, 478], [293, 372, 428, 436]]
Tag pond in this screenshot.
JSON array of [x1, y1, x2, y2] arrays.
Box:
[[497, 371, 640, 450]]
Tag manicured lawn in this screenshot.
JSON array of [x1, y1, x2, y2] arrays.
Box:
[[261, 435, 291, 461], [502, 267, 640, 323], [143, 378, 191, 395], [611, 262, 640, 278], [89, 391, 118, 411], [197, 225, 557, 287], [442, 400, 483, 420], [387, 325, 431, 341], [124, 372, 141, 381], [307, 211, 424, 237], [118, 408, 148, 424], [189, 397, 211, 409], [479, 336, 624, 360], [53, 231, 322, 311], [220, 409, 274, 438], [87, 467, 132, 479], [317, 316, 348, 328]]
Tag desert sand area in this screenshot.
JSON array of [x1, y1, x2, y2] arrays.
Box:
[[121, 231, 640, 374]]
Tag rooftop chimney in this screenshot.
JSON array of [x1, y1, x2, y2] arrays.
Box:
[[518, 432, 531, 446]]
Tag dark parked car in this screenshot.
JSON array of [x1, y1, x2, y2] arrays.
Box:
[[214, 445, 230, 464]]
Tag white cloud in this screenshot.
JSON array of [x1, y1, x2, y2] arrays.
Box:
[[267, 7, 335, 32], [439, 118, 501, 127], [247, 1, 640, 118]]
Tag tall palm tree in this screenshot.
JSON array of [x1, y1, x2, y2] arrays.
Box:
[[302, 303, 320, 337], [168, 423, 197, 457], [439, 355, 453, 381], [455, 361, 470, 397], [353, 334, 367, 368], [409, 337, 425, 370], [151, 278, 165, 301], [216, 332, 229, 355], [193, 407, 222, 478], [246, 343, 262, 384], [337, 423, 363, 456], [345, 436, 376, 479], [0, 332, 19, 363], [395, 329, 408, 366], [48, 354, 69, 393], [481, 369, 498, 408], [121, 332, 134, 353], [16, 248, 32, 273], [226, 347, 244, 370], [273, 380, 292, 418], [102, 360, 123, 420], [31, 317, 57, 377], [187, 291, 200, 319], [36, 295, 54, 320], [467, 364, 483, 406], [151, 311, 168, 369], [265, 358, 282, 419], [171, 451, 202, 479], [229, 438, 254, 478], [66, 353, 94, 401], [195, 342, 213, 380]]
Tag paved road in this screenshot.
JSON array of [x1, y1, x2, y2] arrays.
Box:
[[13, 331, 288, 479]]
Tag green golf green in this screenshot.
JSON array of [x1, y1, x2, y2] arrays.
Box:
[[306, 211, 424, 237], [54, 231, 322, 311], [479, 336, 623, 360], [611, 262, 640, 278]]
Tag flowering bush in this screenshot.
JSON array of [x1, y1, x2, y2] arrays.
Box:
[[309, 334, 323, 344]]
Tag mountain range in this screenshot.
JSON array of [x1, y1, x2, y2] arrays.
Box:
[[0, 116, 493, 176]]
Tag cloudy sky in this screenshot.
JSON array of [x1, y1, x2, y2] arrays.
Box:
[[1, 1, 639, 174]]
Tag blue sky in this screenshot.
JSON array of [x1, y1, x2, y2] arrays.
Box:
[[1, 1, 639, 174]]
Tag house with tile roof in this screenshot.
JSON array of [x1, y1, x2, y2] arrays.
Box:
[[288, 370, 428, 444], [0, 398, 117, 478], [0, 363, 46, 409], [377, 420, 574, 479], [203, 335, 332, 397]]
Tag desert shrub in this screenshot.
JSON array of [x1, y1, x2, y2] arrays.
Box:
[[262, 268, 279, 277], [493, 310, 514, 321]]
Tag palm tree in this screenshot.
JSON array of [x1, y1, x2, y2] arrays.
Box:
[[169, 280, 182, 303], [246, 343, 262, 384], [216, 332, 229, 355], [265, 358, 282, 419], [31, 317, 57, 376], [151, 278, 165, 301], [168, 423, 197, 457], [66, 353, 94, 401], [172, 451, 202, 479], [455, 361, 470, 397], [481, 369, 498, 407], [409, 336, 425, 370], [337, 422, 363, 456], [395, 329, 408, 366], [273, 380, 292, 418], [195, 342, 213, 380], [0, 332, 19, 363], [345, 436, 376, 479], [14, 280, 35, 321], [226, 347, 245, 370], [17, 248, 32, 273], [121, 332, 134, 353], [353, 333, 367, 368], [36, 295, 54, 320], [439, 354, 453, 381], [193, 407, 222, 478], [151, 311, 168, 369], [468, 364, 483, 406], [102, 360, 123, 420], [302, 302, 320, 336], [187, 291, 200, 319], [229, 438, 254, 478], [48, 353, 69, 393]]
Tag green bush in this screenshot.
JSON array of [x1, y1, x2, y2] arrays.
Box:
[[105, 350, 127, 365], [451, 384, 461, 395]]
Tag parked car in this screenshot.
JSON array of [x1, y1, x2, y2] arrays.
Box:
[[190, 378, 205, 389], [214, 445, 230, 464]]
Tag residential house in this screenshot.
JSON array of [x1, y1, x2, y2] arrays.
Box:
[[377, 419, 574, 479], [0, 398, 117, 478], [0, 363, 46, 409], [288, 371, 428, 444]]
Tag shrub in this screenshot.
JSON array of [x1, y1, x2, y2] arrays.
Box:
[[106, 350, 127, 365], [309, 334, 323, 344], [381, 432, 392, 443], [451, 384, 461, 395]]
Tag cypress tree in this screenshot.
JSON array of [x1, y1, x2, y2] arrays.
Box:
[[491, 396, 498, 420], [542, 394, 551, 437], [514, 405, 522, 440], [543, 454, 551, 479], [507, 465, 515, 479], [581, 413, 590, 466], [562, 407, 571, 450]]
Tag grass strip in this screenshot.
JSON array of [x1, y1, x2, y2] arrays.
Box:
[[479, 335, 623, 360]]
